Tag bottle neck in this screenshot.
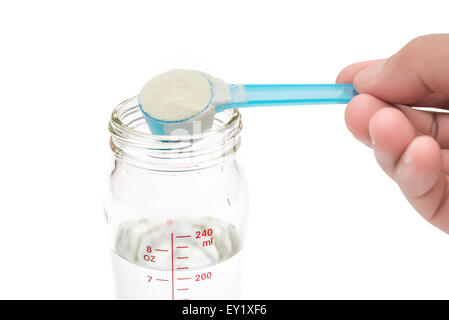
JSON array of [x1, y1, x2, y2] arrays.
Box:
[[109, 96, 242, 171]]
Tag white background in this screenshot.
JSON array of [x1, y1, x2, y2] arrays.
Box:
[[1, 0, 448, 299]]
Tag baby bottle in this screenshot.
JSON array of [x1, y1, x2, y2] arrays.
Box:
[[104, 96, 249, 299]]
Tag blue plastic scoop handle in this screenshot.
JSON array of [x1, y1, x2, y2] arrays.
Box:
[[216, 83, 357, 112], [140, 83, 357, 135]]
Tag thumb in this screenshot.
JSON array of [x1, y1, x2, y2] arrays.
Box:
[[354, 34, 449, 107]]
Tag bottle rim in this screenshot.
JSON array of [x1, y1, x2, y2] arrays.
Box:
[[108, 96, 242, 171]]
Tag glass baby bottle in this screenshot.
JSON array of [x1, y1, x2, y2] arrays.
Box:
[[104, 96, 249, 299]]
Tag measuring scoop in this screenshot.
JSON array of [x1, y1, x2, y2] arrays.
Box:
[[139, 70, 358, 135]]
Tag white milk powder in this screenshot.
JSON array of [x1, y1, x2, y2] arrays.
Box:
[[138, 69, 232, 123]]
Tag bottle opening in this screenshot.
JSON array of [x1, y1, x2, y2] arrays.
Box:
[[108, 96, 242, 171]]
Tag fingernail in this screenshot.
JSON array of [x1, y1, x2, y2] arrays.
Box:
[[403, 151, 413, 166], [362, 140, 372, 148], [352, 133, 373, 148], [374, 151, 394, 168], [355, 60, 386, 85]]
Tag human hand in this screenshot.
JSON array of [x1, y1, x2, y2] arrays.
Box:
[[337, 34, 449, 233]]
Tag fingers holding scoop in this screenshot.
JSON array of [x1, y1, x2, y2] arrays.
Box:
[[344, 90, 449, 233], [338, 35, 449, 233]]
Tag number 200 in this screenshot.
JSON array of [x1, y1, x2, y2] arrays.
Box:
[[195, 272, 212, 281]]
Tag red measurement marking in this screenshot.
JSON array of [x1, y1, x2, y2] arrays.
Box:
[[156, 279, 169, 282], [176, 235, 191, 238], [177, 288, 189, 291], [177, 267, 189, 270], [196, 229, 213, 238], [171, 233, 174, 300], [195, 272, 212, 281], [144, 255, 155, 262], [176, 246, 189, 249], [177, 277, 191, 280], [177, 256, 189, 259], [155, 249, 168, 252]]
